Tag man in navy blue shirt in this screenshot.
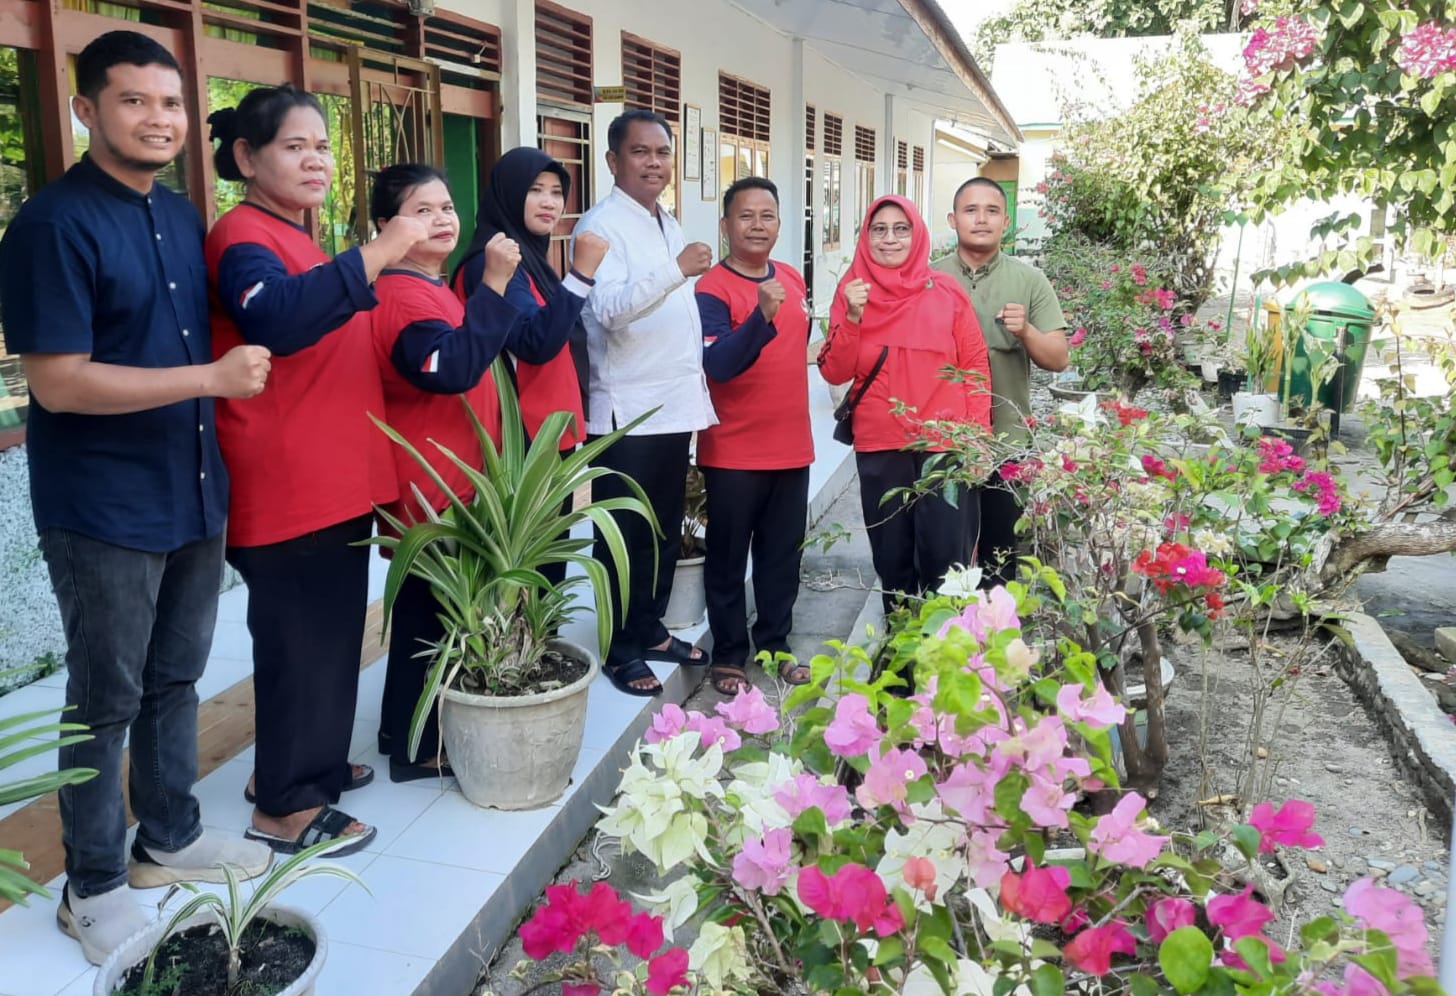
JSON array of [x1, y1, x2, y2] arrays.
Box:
[[0, 31, 273, 965]]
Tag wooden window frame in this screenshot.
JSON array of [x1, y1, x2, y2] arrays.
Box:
[[535, 1, 592, 109]]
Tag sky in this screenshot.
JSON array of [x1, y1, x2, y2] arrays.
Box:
[[939, 0, 1023, 43]]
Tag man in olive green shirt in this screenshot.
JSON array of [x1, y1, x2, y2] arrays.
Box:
[[932, 176, 1068, 585]]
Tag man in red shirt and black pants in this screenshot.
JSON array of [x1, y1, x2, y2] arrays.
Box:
[[695, 177, 814, 696]]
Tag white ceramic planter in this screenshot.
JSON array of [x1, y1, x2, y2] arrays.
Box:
[[94, 905, 325, 996], [662, 554, 706, 630], [441, 638, 599, 810], [1231, 391, 1280, 428]]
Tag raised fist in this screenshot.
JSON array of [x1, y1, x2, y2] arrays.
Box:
[[677, 241, 713, 278], [572, 231, 609, 279], [211, 344, 271, 399], [842, 278, 870, 323], [757, 278, 786, 322]]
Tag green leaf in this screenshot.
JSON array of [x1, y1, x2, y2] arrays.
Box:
[[1159, 926, 1213, 993], [1029, 963, 1064, 996], [1230, 823, 1261, 860], [872, 935, 904, 965]]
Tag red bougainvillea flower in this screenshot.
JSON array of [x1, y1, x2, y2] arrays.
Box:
[[1132, 542, 1226, 594], [1141, 454, 1176, 481], [520, 881, 635, 957], [1102, 400, 1150, 426], [1146, 896, 1197, 943], [798, 863, 902, 935], [624, 910, 666, 960], [1248, 799, 1325, 853], [645, 947, 691, 995], [1206, 884, 1274, 940], [1064, 920, 1137, 975], [999, 863, 1072, 924], [562, 984, 600, 996]]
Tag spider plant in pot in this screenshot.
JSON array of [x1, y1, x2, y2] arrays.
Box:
[[662, 464, 708, 629], [96, 835, 362, 996], [373, 358, 659, 810]]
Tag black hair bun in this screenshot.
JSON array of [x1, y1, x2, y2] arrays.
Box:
[[207, 107, 238, 145]]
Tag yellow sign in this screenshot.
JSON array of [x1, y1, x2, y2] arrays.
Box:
[[593, 85, 626, 103]]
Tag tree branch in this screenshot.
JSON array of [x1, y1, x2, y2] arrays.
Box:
[[1322, 519, 1456, 581]]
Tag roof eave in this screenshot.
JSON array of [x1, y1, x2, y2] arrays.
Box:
[[899, 0, 1024, 145]]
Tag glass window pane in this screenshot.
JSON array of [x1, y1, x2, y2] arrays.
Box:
[[0, 46, 44, 429]]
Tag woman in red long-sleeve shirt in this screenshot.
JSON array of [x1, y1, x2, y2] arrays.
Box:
[[818, 194, 991, 613]]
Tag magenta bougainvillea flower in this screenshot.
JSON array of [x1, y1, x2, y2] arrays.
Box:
[[1248, 799, 1325, 852], [1395, 21, 1456, 78], [999, 863, 1073, 924], [1064, 920, 1137, 974]]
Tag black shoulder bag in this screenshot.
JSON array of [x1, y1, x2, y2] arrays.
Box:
[[832, 346, 890, 446]]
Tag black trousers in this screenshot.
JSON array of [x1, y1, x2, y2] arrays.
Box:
[[702, 465, 809, 667], [379, 571, 444, 766], [589, 431, 691, 669], [856, 450, 979, 614], [979, 465, 1023, 587], [228, 514, 370, 817]]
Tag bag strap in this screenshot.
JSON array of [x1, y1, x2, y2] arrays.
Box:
[[835, 346, 890, 420]]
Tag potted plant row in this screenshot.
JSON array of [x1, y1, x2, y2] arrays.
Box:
[[374, 358, 657, 811], [662, 463, 708, 630]]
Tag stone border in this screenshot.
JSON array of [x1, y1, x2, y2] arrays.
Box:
[[1333, 612, 1456, 829]]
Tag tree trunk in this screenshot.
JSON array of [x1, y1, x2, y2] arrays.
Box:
[[1321, 518, 1456, 582], [1102, 621, 1168, 795]]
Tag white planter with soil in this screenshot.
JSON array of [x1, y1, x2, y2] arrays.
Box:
[[440, 638, 599, 811], [95, 905, 325, 996], [1231, 391, 1280, 429], [662, 554, 706, 630]]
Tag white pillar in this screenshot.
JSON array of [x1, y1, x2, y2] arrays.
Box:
[[498, 0, 537, 149], [883, 91, 895, 198], [788, 37, 807, 269]]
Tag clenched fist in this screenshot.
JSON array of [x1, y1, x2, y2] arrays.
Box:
[[210, 344, 271, 399], [677, 241, 713, 278], [483, 231, 522, 292], [375, 215, 430, 266], [572, 231, 609, 279], [997, 302, 1028, 338], [842, 278, 870, 324], [757, 278, 786, 322]]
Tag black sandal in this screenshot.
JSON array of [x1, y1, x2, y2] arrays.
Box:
[[244, 805, 376, 857], [604, 658, 663, 697], [711, 663, 751, 696], [245, 763, 373, 804], [776, 659, 812, 686], [644, 636, 707, 667]]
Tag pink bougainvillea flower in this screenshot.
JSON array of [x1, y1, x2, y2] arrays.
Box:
[[624, 910, 666, 960], [823, 693, 881, 757], [1068, 326, 1088, 347], [965, 828, 1011, 887], [1064, 920, 1137, 975], [1207, 884, 1274, 940], [682, 711, 741, 752], [1012, 714, 1070, 771], [1294, 470, 1342, 516], [936, 760, 996, 823], [1057, 682, 1128, 728], [1340, 962, 1396, 996], [1088, 791, 1169, 868], [857, 745, 927, 812], [1344, 877, 1434, 978], [644, 703, 687, 744], [1146, 896, 1197, 943], [1020, 772, 1075, 828], [1218, 933, 1286, 971], [999, 863, 1072, 924], [713, 684, 779, 735], [1256, 436, 1305, 475], [645, 947, 691, 995], [1395, 21, 1456, 78], [773, 772, 852, 825], [731, 826, 794, 897], [562, 983, 601, 996], [939, 584, 1021, 644], [519, 903, 576, 959], [1130, 263, 1148, 285], [1248, 799, 1325, 852]]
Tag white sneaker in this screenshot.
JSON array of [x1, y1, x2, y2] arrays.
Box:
[[55, 883, 152, 966], [127, 830, 273, 888]]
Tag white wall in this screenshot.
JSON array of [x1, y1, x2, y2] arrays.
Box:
[[447, 0, 946, 315]]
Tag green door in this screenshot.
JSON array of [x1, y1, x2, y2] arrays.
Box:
[[443, 113, 480, 278]]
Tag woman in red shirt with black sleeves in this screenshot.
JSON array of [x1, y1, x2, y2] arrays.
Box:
[[206, 85, 425, 856]]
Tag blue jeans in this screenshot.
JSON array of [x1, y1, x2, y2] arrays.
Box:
[[39, 529, 223, 897]]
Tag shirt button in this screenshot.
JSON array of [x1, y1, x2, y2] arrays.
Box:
[[155, 233, 162, 241], [198, 424, 205, 432], [200, 472, 207, 480], [182, 329, 190, 337], [168, 282, 177, 290]]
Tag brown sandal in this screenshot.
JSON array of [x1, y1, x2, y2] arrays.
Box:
[[710, 663, 751, 696], [776, 659, 812, 686]]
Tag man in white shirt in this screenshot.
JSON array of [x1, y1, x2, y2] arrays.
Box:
[[575, 108, 716, 696]]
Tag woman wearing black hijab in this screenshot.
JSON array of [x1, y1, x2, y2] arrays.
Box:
[[453, 147, 609, 471]]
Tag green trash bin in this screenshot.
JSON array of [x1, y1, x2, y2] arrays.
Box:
[[1278, 281, 1374, 414]]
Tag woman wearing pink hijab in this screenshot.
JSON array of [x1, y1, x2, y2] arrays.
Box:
[[818, 194, 991, 613]]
